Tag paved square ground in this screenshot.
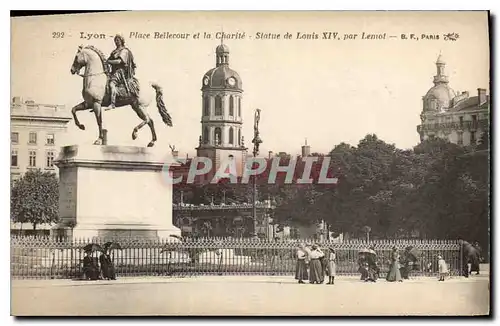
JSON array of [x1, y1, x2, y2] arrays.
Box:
[[11, 275, 489, 316]]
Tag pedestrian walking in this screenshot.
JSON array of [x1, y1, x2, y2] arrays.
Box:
[[326, 248, 336, 284]]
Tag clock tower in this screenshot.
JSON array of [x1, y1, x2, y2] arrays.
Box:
[[196, 42, 247, 180]]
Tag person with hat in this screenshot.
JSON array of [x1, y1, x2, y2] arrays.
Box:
[[326, 248, 337, 284], [386, 246, 403, 282], [438, 255, 448, 281], [294, 243, 308, 284], [366, 247, 379, 282], [307, 244, 325, 284], [82, 250, 100, 280]]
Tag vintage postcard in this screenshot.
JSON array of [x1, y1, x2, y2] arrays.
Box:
[[10, 11, 490, 316]]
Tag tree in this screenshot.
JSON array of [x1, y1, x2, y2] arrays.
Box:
[[11, 169, 59, 230]]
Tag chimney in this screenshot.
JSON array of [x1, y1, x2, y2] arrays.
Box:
[[301, 138, 311, 157], [478, 88, 487, 105], [172, 150, 179, 159], [268, 151, 273, 159], [11, 97, 22, 105]]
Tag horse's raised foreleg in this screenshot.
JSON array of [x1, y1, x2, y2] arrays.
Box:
[[131, 103, 156, 147], [71, 102, 89, 130], [92, 102, 104, 145]]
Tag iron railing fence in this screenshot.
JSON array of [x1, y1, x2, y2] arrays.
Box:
[[11, 236, 462, 280]]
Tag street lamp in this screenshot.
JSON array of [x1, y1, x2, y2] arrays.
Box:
[[251, 108, 262, 238]]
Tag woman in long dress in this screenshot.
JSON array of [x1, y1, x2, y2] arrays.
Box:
[[438, 255, 448, 281], [386, 246, 403, 282], [366, 249, 379, 282], [308, 245, 324, 284], [294, 244, 308, 284], [326, 248, 336, 285]]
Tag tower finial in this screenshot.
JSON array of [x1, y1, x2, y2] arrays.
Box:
[[305, 138, 308, 146], [436, 51, 445, 65], [221, 26, 224, 45]]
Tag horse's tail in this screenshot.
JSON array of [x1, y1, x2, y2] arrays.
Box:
[[151, 83, 173, 127]]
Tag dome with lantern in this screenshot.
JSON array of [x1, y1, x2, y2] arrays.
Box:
[[201, 43, 243, 91], [422, 54, 457, 112]]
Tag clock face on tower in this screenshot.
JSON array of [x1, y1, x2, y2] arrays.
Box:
[[203, 76, 209, 86], [227, 77, 236, 87]]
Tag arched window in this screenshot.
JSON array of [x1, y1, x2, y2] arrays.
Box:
[[238, 97, 241, 117], [215, 95, 223, 116], [214, 127, 222, 145], [203, 97, 210, 116], [203, 127, 209, 144], [238, 129, 241, 145], [229, 95, 234, 116], [229, 127, 234, 145]]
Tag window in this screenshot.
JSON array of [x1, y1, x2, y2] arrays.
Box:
[[29, 132, 37, 144], [46, 133, 55, 145], [472, 115, 478, 129], [229, 96, 234, 116], [470, 131, 476, 144], [229, 127, 234, 145], [214, 127, 222, 145], [457, 132, 463, 145], [459, 116, 464, 128], [29, 150, 37, 167], [11, 132, 19, 144], [11, 150, 18, 167], [238, 129, 241, 145], [203, 97, 210, 116], [46, 151, 55, 168], [215, 96, 223, 116], [238, 97, 241, 117]]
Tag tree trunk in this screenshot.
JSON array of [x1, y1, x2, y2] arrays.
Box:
[[33, 223, 37, 230]]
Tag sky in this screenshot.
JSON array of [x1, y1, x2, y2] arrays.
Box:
[[10, 11, 490, 157]]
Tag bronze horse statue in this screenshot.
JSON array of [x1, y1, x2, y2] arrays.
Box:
[[70, 45, 172, 147]]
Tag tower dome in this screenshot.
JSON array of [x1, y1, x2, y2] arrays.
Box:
[[201, 43, 242, 91], [422, 54, 456, 112], [216, 43, 230, 54]]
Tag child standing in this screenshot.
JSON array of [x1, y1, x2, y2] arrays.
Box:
[[438, 255, 448, 281]]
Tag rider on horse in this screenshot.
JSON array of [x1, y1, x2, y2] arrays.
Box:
[[106, 34, 137, 109]]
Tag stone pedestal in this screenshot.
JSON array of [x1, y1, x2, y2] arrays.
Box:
[[52, 145, 181, 239]]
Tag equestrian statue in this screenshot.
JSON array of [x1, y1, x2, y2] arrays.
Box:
[[70, 34, 173, 147]]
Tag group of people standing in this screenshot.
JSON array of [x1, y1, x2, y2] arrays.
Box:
[[295, 244, 336, 285], [82, 250, 117, 281], [296, 244, 453, 283]]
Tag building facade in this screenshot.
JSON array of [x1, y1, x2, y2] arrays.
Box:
[[11, 96, 71, 234], [11, 97, 71, 180], [196, 43, 248, 179], [417, 55, 490, 146], [173, 202, 275, 238]]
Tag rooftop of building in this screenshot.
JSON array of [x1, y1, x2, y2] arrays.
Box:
[[11, 97, 71, 121], [452, 94, 490, 112]]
